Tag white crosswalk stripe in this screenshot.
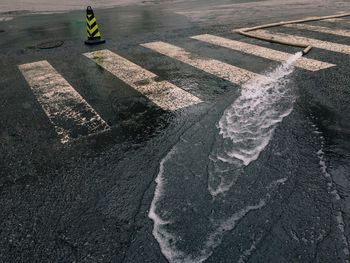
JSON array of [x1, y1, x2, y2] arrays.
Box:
[[191, 34, 335, 71], [0, 16, 13, 22], [246, 29, 350, 55], [284, 23, 350, 38], [84, 49, 202, 111], [18, 60, 110, 143], [323, 18, 348, 23], [142, 41, 260, 85]]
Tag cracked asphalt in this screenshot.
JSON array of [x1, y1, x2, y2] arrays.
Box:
[[1, 0, 350, 262]]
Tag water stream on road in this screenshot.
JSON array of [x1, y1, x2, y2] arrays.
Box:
[[149, 52, 302, 263], [208, 52, 301, 197]]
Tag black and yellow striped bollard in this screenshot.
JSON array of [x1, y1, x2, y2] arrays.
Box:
[[85, 6, 106, 45]]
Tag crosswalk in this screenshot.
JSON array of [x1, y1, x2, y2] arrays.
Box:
[[17, 19, 350, 143], [83, 49, 202, 111], [248, 29, 350, 55], [191, 34, 334, 71]]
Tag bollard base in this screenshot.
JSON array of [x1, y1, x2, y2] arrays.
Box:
[[84, 38, 106, 45]]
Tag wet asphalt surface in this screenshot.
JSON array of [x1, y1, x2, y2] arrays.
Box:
[[1, 0, 350, 262]]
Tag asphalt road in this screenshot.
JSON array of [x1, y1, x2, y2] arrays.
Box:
[[1, 0, 350, 262]]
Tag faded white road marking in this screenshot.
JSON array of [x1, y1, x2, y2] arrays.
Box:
[[84, 49, 201, 111], [248, 29, 350, 55], [0, 16, 13, 22], [141, 41, 260, 85], [191, 34, 335, 71], [324, 18, 348, 23], [284, 23, 350, 38], [18, 60, 110, 143]]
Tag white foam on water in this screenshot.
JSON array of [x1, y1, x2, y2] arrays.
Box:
[[150, 158, 266, 263], [205, 199, 266, 246], [148, 147, 187, 262], [207, 155, 242, 197], [150, 162, 287, 263], [207, 52, 301, 197], [149, 53, 301, 263], [217, 52, 301, 166], [237, 234, 263, 263]]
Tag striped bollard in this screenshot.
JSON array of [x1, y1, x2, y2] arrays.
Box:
[[85, 6, 106, 45]]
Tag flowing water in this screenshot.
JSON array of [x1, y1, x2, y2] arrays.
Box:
[[208, 52, 301, 197], [149, 52, 303, 263]]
